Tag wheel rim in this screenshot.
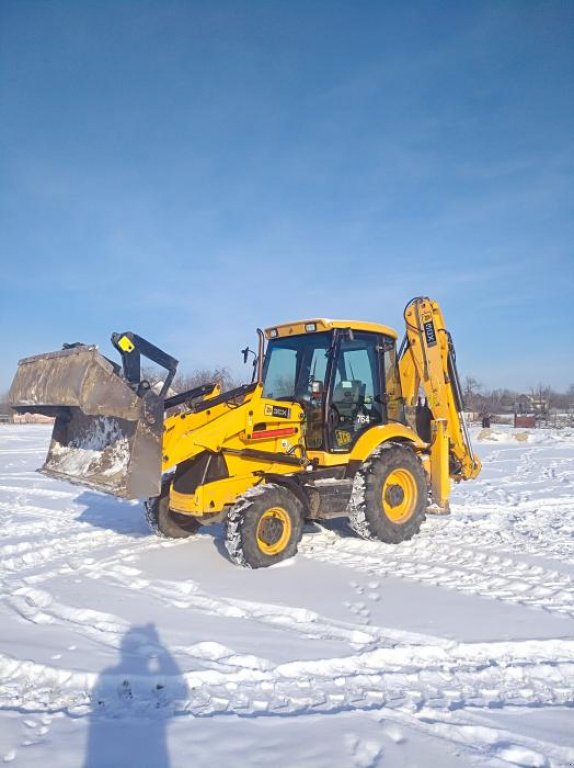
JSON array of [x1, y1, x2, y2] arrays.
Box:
[[256, 506, 292, 555], [382, 469, 418, 523]]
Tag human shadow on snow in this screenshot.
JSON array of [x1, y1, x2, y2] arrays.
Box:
[[84, 623, 187, 768]]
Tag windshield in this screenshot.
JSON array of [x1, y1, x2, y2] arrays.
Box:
[[262, 332, 332, 400]]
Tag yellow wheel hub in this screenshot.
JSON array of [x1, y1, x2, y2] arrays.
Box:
[[382, 469, 417, 523], [256, 506, 292, 555]]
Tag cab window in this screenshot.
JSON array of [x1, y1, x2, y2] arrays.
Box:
[[262, 332, 331, 401]]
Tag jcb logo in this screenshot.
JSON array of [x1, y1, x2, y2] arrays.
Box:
[[265, 404, 291, 419]]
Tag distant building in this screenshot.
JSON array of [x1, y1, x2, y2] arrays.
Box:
[[11, 413, 55, 425], [515, 394, 548, 415]]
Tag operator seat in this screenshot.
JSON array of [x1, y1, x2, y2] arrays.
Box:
[[332, 380, 366, 427]]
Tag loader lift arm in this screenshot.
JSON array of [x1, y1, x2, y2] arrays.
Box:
[[398, 297, 481, 484], [111, 332, 179, 398]]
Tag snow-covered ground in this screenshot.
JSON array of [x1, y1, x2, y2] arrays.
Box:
[[0, 424, 573, 767]]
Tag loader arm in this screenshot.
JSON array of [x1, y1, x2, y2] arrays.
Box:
[[398, 297, 481, 482], [110, 331, 179, 398]]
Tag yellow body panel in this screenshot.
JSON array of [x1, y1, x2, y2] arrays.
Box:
[[306, 424, 425, 467], [351, 424, 425, 461], [170, 474, 261, 515], [265, 318, 398, 340], [163, 385, 307, 516]]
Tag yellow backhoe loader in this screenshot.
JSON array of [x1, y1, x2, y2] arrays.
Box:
[[9, 297, 481, 568]]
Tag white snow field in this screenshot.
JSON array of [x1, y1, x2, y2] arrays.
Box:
[[0, 424, 573, 767]]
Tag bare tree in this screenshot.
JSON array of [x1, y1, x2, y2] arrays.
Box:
[[483, 388, 504, 414], [174, 367, 240, 394], [141, 365, 241, 396], [529, 383, 552, 415], [462, 376, 483, 412]]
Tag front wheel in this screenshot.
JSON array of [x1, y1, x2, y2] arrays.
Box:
[[225, 484, 303, 568], [145, 481, 201, 538], [349, 444, 427, 543]]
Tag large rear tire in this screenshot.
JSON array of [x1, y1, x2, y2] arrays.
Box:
[[349, 444, 427, 543], [145, 481, 201, 538], [225, 484, 303, 568]]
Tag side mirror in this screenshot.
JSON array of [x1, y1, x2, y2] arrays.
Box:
[[241, 347, 255, 365]]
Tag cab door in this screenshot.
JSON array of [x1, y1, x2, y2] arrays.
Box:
[[327, 332, 384, 452]]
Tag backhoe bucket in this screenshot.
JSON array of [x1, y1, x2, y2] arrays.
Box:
[[9, 345, 164, 499]]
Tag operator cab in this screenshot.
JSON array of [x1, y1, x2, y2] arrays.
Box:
[[262, 320, 405, 452]]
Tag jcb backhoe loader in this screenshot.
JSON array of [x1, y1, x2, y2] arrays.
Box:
[[9, 297, 481, 568]]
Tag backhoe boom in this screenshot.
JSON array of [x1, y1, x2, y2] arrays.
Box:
[[399, 297, 481, 483]]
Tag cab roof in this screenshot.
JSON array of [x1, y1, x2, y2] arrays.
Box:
[[264, 319, 398, 341]]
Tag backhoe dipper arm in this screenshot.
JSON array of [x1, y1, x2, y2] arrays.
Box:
[[398, 297, 481, 481]]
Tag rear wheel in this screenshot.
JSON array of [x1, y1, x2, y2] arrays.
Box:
[[145, 481, 201, 538], [225, 484, 303, 568], [349, 444, 427, 543]]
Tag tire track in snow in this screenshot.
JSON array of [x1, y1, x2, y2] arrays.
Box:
[[0, 528, 142, 578], [412, 501, 574, 565], [448, 508, 574, 565], [377, 709, 574, 768], [1, 637, 573, 718], [0, 498, 103, 540], [5, 571, 446, 655], [299, 530, 574, 619], [0, 500, 400, 657], [1, 478, 408, 658], [0, 483, 77, 499], [0, 492, 156, 586]]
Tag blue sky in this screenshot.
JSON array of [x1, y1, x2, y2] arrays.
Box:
[[1, 1, 573, 393]]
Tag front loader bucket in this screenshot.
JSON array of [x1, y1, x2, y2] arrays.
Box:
[[9, 345, 164, 499]]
